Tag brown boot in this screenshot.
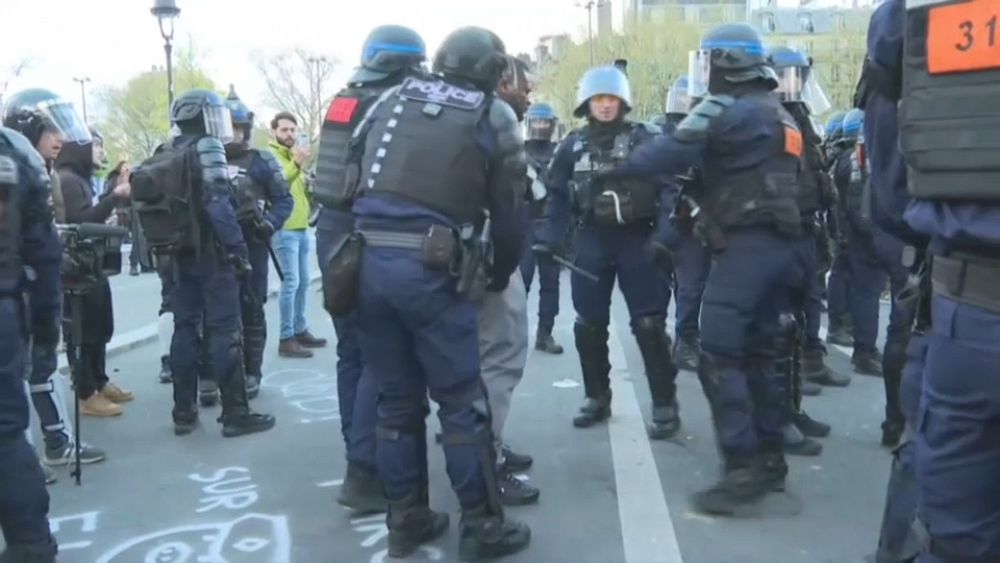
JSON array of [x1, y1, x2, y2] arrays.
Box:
[[80, 393, 123, 417], [279, 338, 313, 358], [101, 382, 134, 403], [295, 330, 327, 349]]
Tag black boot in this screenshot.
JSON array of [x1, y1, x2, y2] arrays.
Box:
[[691, 454, 771, 516], [758, 442, 788, 492], [793, 410, 831, 438], [853, 348, 884, 377], [572, 322, 612, 428], [458, 504, 531, 561], [782, 423, 823, 456], [172, 407, 199, 436], [534, 320, 563, 354], [500, 445, 533, 473], [218, 350, 275, 437], [633, 316, 682, 440], [158, 355, 172, 384], [802, 348, 849, 387], [881, 419, 904, 448], [386, 490, 450, 559], [337, 462, 386, 514], [825, 317, 853, 347], [673, 333, 700, 372], [499, 471, 540, 506], [199, 380, 219, 407]]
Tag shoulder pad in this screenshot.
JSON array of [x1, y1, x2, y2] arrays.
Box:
[[325, 95, 363, 126], [397, 76, 485, 111], [195, 135, 226, 154], [255, 149, 280, 168], [674, 95, 735, 141], [490, 98, 524, 155], [0, 126, 48, 187], [635, 121, 662, 136]]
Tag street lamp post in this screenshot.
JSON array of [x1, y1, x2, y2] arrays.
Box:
[[307, 55, 328, 138], [151, 0, 181, 108], [577, 0, 609, 67], [72, 77, 91, 123]]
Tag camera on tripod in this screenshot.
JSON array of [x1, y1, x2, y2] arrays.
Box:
[[56, 223, 128, 292]]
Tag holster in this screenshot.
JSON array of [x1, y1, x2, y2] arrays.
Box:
[[322, 233, 364, 318]]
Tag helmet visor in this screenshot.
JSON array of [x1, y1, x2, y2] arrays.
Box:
[[774, 66, 804, 102], [526, 117, 554, 141], [37, 100, 91, 144], [665, 85, 692, 115], [801, 73, 832, 115], [687, 50, 711, 99], [202, 105, 234, 144]]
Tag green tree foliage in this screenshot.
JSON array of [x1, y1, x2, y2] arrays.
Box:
[[536, 10, 871, 125], [96, 47, 215, 164]]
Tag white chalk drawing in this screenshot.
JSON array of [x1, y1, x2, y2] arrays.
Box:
[[351, 514, 444, 562], [48, 511, 100, 550], [188, 467, 259, 514], [94, 513, 291, 563], [262, 368, 341, 424]]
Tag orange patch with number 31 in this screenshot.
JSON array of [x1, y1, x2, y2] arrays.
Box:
[[783, 126, 803, 158], [928, 0, 1000, 74]]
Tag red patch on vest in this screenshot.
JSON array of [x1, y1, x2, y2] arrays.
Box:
[[326, 97, 359, 124]]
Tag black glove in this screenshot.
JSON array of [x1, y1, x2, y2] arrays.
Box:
[[255, 219, 275, 241], [532, 243, 556, 266], [230, 254, 252, 282]]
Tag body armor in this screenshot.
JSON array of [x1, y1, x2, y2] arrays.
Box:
[[690, 93, 802, 238], [313, 85, 387, 210], [570, 122, 659, 227], [902, 0, 1000, 200], [226, 150, 267, 226], [360, 76, 491, 224], [0, 128, 31, 293]]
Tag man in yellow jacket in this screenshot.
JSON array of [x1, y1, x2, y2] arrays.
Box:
[[268, 112, 327, 357]]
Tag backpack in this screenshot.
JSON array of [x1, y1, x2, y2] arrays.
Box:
[[131, 140, 202, 255]]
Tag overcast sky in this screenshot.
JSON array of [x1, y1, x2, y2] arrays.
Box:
[[0, 0, 589, 117]]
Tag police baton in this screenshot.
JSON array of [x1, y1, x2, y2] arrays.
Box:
[[551, 253, 600, 283], [267, 245, 285, 282]]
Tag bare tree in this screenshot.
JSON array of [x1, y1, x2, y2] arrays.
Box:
[[0, 58, 34, 110], [253, 49, 340, 144]]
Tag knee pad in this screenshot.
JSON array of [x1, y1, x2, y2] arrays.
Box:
[[632, 315, 667, 334], [376, 395, 430, 442]]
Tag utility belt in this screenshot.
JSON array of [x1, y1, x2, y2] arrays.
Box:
[[573, 180, 657, 228], [932, 252, 1000, 314]]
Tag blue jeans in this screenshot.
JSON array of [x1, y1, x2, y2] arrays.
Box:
[[274, 229, 311, 340]]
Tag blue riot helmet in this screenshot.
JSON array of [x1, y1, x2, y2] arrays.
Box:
[[767, 45, 832, 115], [688, 23, 776, 98], [351, 25, 427, 83], [842, 109, 864, 141], [825, 110, 847, 140], [525, 102, 557, 141], [225, 85, 254, 143], [171, 89, 234, 143], [2, 88, 91, 147], [573, 66, 632, 118], [665, 75, 691, 115]]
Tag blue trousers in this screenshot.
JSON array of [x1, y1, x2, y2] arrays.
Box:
[[914, 294, 1000, 562], [358, 243, 492, 509], [520, 222, 560, 327], [800, 229, 826, 351], [316, 211, 375, 470], [846, 227, 908, 353], [170, 256, 246, 414], [274, 229, 311, 340], [0, 298, 52, 554], [673, 234, 711, 339], [699, 229, 809, 455], [571, 226, 668, 328]]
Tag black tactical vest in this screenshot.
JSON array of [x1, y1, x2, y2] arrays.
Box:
[[360, 77, 490, 224], [787, 108, 824, 215], [700, 92, 802, 237], [902, 0, 1000, 200], [226, 149, 266, 226], [570, 122, 659, 227], [314, 85, 387, 210]]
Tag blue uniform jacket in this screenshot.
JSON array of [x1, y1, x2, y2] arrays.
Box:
[[353, 110, 525, 284]]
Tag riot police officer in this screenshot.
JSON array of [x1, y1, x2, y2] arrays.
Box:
[[519, 102, 563, 354], [895, 3, 1000, 560], [313, 24, 427, 514], [223, 87, 293, 398], [349, 27, 530, 559], [823, 110, 854, 347], [534, 66, 681, 439], [133, 89, 275, 438], [605, 22, 808, 514], [0, 126, 61, 561], [661, 75, 711, 371], [3, 89, 106, 476]]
